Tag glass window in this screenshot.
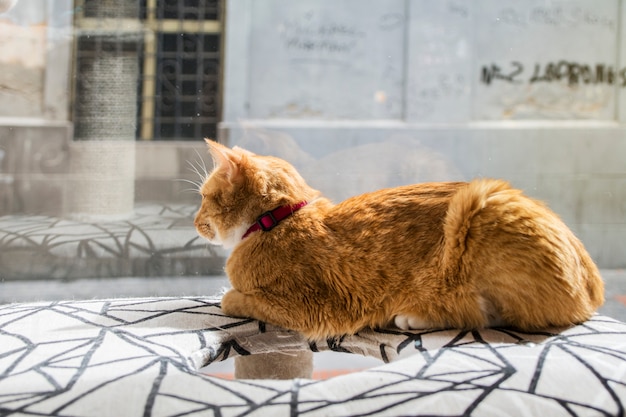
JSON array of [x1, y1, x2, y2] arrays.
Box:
[[0, 0, 624, 346]]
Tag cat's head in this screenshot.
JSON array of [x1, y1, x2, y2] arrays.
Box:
[[194, 140, 319, 248]]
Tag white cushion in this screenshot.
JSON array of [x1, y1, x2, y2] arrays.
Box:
[[1, 297, 625, 416]]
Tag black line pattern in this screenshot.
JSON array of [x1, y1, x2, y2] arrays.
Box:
[[1, 297, 625, 416], [0, 204, 226, 280]]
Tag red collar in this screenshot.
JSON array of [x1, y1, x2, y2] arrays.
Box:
[[242, 201, 308, 239]]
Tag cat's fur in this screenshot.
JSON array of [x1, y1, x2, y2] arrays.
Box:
[[194, 140, 604, 339]]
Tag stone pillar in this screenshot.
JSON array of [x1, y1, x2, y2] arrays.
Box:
[[67, 141, 135, 219], [68, 0, 142, 218]]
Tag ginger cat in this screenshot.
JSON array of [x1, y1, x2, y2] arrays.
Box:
[[194, 140, 604, 340]]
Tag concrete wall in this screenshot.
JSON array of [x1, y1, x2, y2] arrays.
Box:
[[220, 0, 626, 268], [0, 0, 72, 120], [0, 0, 74, 215]]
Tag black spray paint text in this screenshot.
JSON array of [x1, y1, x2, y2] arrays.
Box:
[[482, 61, 626, 87]]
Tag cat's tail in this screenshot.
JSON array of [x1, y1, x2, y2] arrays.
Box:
[[441, 178, 604, 328], [441, 178, 512, 279]]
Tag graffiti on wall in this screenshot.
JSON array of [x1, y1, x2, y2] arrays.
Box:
[[481, 61, 626, 87]]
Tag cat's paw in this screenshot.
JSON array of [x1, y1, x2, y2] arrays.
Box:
[[394, 315, 431, 330], [221, 289, 250, 318]]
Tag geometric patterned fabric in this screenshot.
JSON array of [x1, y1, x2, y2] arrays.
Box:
[[0, 204, 225, 280], [1, 297, 625, 416]]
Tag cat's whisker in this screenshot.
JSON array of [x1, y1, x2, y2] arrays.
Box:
[[193, 147, 210, 179], [175, 177, 203, 190], [179, 188, 202, 195], [175, 177, 201, 185], [188, 151, 209, 180], [186, 160, 206, 183]]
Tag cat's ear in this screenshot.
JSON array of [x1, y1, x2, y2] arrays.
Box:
[[232, 146, 255, 156], [205, 139, 242, 183]]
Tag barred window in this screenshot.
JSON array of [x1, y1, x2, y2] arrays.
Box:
[[73, 0, 221, 141]]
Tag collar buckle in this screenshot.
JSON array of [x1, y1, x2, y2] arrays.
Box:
[[256, 211, 279, 232]]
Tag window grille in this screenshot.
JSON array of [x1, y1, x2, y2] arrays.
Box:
[[72, 0, 221, 141]]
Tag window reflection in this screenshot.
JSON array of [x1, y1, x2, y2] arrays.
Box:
[[0, 0, 624, 307]]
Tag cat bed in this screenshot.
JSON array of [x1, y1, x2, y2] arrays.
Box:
[[1, 297, 625, 416]]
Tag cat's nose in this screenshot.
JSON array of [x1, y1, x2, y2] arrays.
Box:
[[194, 218, 205, 230], [193, 211, 203, 225]]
